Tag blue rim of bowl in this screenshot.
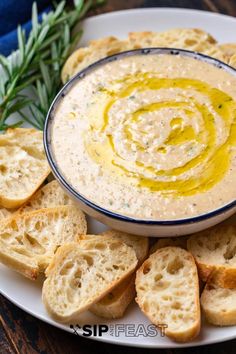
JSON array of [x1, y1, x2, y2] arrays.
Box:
[[44, 47, 236, 225]]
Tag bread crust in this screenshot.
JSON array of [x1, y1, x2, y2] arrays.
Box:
[[210, 268, 236, 288]]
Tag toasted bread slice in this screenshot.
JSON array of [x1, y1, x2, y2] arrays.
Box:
[[136, 247, 200, 342], [17, 180, 74, 214], [62, 29, 226, 83], [201, 282, 236, 326], [0, 205, 87, 279], [86, 230, 149, 319], [187, 225, 236, 287], [42, 238, 138, 322], [150, 236, 187, 254], [0, 128, 50, 208]]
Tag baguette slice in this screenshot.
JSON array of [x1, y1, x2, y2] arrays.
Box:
[[150, 237, 205, 294], [150, 236, 187, 255], [87, 230, 149, 319], [62, 29, 226, 84], [187, 225, 236, 287], [42, 238, 138, 322], [136, 247, 200, 342], [17, 180, 74, 214], [201, 282, 236, 326], [0, 128, 50, 208], [0, 205, 87, 279]]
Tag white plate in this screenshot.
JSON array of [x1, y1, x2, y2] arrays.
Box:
[[1, 7, 236, 348]]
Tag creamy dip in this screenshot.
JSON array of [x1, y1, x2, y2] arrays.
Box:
[[51, 53, 236, 220]]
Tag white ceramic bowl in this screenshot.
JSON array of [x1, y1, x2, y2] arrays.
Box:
[[44, 48, 236, 237]]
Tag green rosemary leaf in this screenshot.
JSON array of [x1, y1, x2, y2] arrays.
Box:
[[74, 0, 84, 13], [29, 104, 44, 125], [51, 42, 60, 71], [19, 110, 42, 130], [39, 61, 52, 95], [25, 32, 34, 55], [0, 55, 10, 79], [7, 98, 32, 116], [17, 26, 25, 63], [14, 73, 42, 94], [39, 31, 61, 51], [36, 80, 48, 109], [0, 0, 105, 130], [78, 0, 93, 19], [63, 24, 70, 49], [32, 102, 48, 122], [37, 25, 50, 46], [0, 79, 5, 98], [53, 1, 66, 18], [10, 53, 21, 79], [32, 2, 39, 39]]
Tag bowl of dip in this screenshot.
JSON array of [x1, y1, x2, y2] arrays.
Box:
[[44, 48, 236, 236]]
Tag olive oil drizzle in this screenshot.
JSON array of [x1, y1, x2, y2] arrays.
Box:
[[85, 74, 236, 197]]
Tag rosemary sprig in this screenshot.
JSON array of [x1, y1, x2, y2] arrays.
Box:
[[0, 0, 104, 131]]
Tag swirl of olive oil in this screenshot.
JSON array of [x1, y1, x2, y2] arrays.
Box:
[[85, 73, 236, 197]]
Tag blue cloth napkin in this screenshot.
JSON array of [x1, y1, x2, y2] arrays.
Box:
[[0, 0, 51, 56]]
